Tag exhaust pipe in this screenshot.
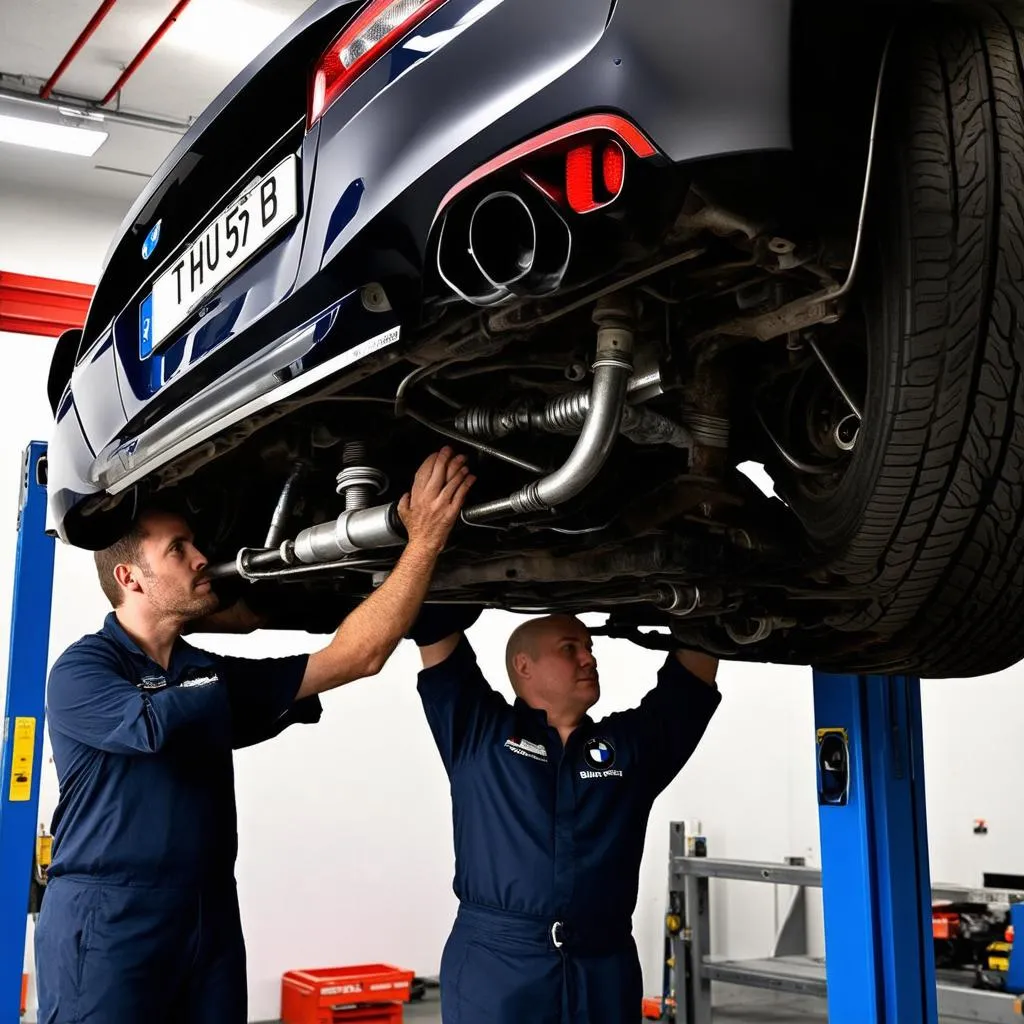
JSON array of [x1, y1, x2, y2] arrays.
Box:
[[461, 295, 635, 524], [469, 192, 537, 291], [470, 190, 571, 297], [292, 502, 406, 563], [436, 202, 508, 307], [437, 187, 572, 306], [204, 502, 406, 582]]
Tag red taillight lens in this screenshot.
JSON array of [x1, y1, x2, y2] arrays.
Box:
[[310, 0, 450, 126]]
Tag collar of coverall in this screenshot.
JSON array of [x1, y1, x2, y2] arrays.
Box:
[[512, 695, 594, 735], [102, 611, 195, 673]]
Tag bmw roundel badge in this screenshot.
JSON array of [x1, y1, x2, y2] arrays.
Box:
[[142, 220, 162, 260], [584, 738, 616, 770]]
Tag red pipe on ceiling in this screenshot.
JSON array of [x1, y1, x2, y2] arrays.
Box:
[[40, 0, 120, 99], [100, 0, 194, 107]]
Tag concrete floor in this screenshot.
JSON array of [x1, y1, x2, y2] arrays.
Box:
[[395, 989, 987, 1021], [399, 990, 832, 1022]]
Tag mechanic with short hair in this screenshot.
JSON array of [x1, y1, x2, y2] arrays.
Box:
[[407, 607, 721, 1023], [35, 448, 475, 1024]]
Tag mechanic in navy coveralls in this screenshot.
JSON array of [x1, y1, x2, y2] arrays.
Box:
[[406, 606, 721, 1023], [35, 447, 475, 1024]]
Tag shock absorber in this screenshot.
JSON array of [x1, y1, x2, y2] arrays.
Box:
[[336, 441, 388, 512], [288, 441, 398, 562]]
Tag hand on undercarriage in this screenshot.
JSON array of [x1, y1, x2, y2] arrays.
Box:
[[398, 447, 476, 556], [675, 648, 719, 687]]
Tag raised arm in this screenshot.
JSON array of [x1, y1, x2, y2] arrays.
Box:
[[296, 448, 475, 699], [675, 648, 719, 686]]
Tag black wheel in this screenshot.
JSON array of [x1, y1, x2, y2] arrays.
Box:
[[783, 2, 1024, 677]]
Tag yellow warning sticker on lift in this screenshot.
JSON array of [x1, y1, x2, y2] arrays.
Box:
[[8, 717, 36, 802]]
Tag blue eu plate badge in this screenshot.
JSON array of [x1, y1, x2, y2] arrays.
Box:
[[139, 294, 155, 360]]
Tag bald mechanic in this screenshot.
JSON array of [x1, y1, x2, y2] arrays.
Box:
[[406, 608, 721, 1023], [35, 447, 475, 1024]]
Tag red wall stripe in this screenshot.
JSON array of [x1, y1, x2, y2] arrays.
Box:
[[0, 272, 94, 338]]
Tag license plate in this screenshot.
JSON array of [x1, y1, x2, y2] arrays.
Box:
[[143, 153, 299, 356]]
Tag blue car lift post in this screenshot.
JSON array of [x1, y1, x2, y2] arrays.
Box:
[[0, 442, 56, 1021], [670, 670, 945, 1023], [813, 669, 938, 1024]]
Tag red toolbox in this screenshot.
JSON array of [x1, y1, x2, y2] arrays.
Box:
[[281, 964, 415, 1024]]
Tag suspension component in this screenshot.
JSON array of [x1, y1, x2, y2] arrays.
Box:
[[336, 441, 388, 511], [652, 583, 701, 616], [834, 413, 859, 452], [264, 462, 309, 549], [725, 617, 775, 645], [809, 338, 862, 420], [686, 412, 730, 450]]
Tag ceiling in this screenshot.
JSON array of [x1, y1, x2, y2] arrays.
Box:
[[0, 0, 315, 207]]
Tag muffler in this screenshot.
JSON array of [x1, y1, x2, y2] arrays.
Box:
[[437, 186, 572, 306]]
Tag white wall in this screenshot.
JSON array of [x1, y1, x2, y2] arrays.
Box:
[[0, 177, 1020, 1023], [921, 672, 1024, 888]]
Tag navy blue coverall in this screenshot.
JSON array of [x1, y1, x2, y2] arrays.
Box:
[[417, 636, 722, 1023], [35, 612, 319, 1024]]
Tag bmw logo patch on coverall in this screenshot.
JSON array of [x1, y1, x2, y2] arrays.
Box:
[[584, 738, 615, 769]]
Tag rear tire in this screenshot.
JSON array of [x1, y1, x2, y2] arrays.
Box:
[[787, 2, 1024, 677]]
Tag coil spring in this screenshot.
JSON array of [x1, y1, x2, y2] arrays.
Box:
[[336, 441, 388, 511], [687, 413, 730, 449]]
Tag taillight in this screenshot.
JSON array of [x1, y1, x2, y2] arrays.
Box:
[[310, 0, 450, 126]]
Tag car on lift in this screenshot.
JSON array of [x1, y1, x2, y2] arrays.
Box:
[[44, 0, 1024, 677]]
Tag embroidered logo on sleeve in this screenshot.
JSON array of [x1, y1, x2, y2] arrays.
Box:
[[179, 672, 220, 688], [504, 737, 548, 763], [139, 675, 168, 691]]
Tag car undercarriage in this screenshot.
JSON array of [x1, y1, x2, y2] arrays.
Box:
[[184, 140, 881, 669]]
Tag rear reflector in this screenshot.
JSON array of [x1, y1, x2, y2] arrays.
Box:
[[436, 115, 655, 219], [310, 0, 450, 126], [565, 145, 594, 214], [602, 141, 625, 195], [565, 140, 627, 214]]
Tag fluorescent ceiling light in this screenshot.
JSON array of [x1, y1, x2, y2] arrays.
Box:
[[0, 113, 107, 156]]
